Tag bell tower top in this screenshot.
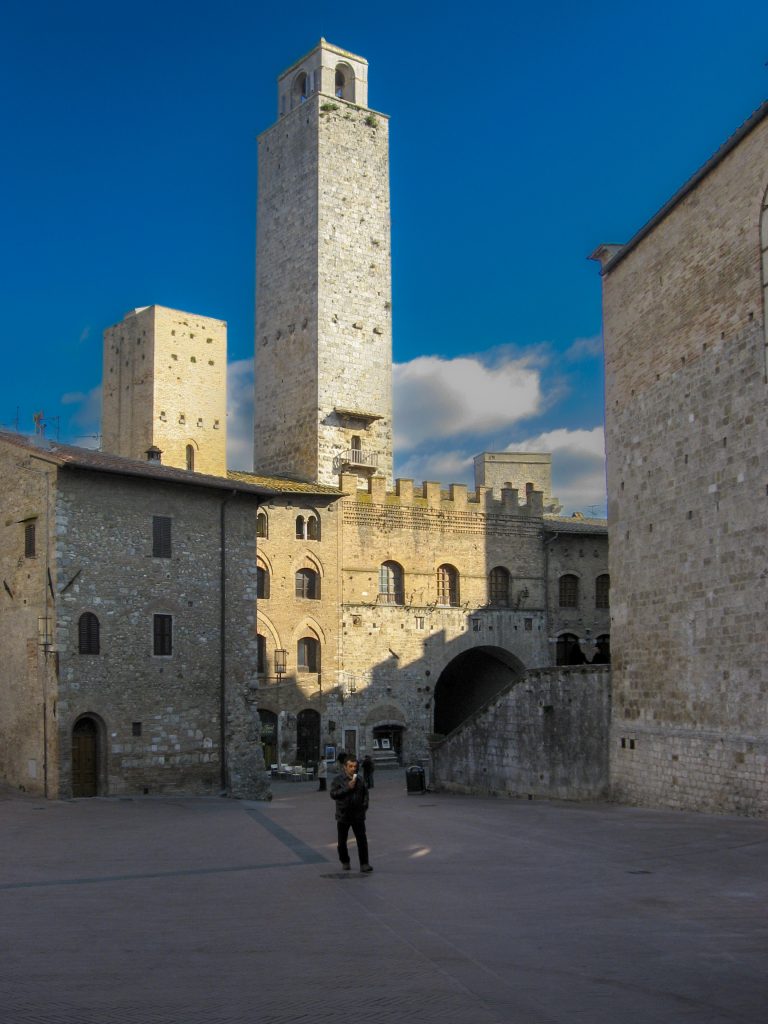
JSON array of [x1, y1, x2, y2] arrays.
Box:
[[277, 39, 369, 117]]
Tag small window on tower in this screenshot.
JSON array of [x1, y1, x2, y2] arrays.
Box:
[[186, 445, 195, 472]]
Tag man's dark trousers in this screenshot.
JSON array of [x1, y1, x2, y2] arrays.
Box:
[[337, 818, 369, 866]]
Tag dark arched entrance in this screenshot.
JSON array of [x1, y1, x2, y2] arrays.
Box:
[[433, 646, 525, 736], [296, 708, 320, 765], [71, 716, 101, 797]]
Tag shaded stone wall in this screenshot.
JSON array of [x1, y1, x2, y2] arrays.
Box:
[[430, 666, 610, 799], [601, 112, 768, 815]]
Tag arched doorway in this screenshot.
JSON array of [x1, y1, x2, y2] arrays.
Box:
[[372, 724, 404, 763], [71, 716, 101, 797], [260, 709, 278, 767], [433, 646, 526, 736], [296, 708, 320, 765]]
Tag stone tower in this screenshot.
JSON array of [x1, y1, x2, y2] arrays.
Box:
[[254, 40, 393, 487], [102, 305, 227, 476]]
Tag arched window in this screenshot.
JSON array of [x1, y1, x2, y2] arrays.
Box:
[[379, 561, 404, 604], [595, 574, 610, 609], [335, 63, 355, 101], [293, 71, 309, 106], [295, 515, 305, 540], [256, 511, 268, 539], [295, 567, 320, 600], [307, 514, 320, 540], [488, 566, 510, 606], [559, 574, 579, 608], [257, 563, 270, 600], [594, 634, 611, 664], [297, 636, 319, 672], [79, 612, 100, 655], [556, 633, 584, 666], [437, 564, 460, 606], [185, 444, 195, 471], [256, 633, 266, 675]]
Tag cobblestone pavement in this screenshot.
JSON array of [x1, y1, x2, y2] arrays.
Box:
[[1, 774, 767, 1023]]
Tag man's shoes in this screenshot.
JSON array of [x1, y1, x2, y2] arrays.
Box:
[[360, 864, 373, 873], [341, 862, 351, 871]]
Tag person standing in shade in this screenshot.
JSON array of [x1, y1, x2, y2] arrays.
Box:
[[330, 755, 373, 873], [362, 754, 375, 789], [317, 756, 327, 792]]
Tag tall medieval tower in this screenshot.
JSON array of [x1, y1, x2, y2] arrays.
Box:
[[254, 40, 393, 487]]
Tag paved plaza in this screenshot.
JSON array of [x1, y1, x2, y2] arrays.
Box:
[[1, 772, 766, 1024]]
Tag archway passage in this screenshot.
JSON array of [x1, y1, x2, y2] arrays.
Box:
[[71, 717, 100, 797], [433, 646, 525, 736]]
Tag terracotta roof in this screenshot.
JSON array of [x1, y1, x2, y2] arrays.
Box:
[[227, 470, 342, 497], [543, 515, 608, 535], [0, 431, 277, 498]]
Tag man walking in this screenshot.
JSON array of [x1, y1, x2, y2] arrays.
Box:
[[330, 755, 373, 873]]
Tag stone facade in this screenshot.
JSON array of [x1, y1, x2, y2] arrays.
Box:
[[255, 41, 393, 487], [595, 102, 768, 815], [254, 465, 609, 769], [430, 666, 611, 800], [0, 432, 271, 799], [103, 305, 227, 477]]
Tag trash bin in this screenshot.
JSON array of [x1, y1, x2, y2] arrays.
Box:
[[405, 765, 426, 794]]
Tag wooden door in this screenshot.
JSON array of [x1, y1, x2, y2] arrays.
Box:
[[344, 729, 357, 760], [72, 718, 98, 797]]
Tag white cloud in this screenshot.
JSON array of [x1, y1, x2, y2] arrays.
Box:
[[507, 427, 606, 515], [565, 334, 603, 361], [61, 384, 102, 445], [393, 353, 542, 450], [227, 358, 254, 471]]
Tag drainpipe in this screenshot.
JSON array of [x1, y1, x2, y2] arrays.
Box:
[[219, 492, 236, 794]]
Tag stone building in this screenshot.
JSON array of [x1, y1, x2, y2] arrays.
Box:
[[0, 40, 611, 799], [0, 428, 279, 799], [249, 40, 610, 773], [593, 101, 768, 815]]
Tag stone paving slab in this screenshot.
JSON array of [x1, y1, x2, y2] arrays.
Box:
[[1, 775, 766, 1023]]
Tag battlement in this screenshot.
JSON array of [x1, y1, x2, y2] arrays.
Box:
[[341, 473, 545, 517]]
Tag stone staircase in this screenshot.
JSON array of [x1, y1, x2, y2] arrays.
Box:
[[371, 750, 400, 771]]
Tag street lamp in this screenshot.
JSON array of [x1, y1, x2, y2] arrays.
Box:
[[274, 649, 287, 770]]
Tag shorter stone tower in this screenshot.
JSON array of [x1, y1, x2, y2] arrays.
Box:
[[102, 305, 227, 476], [474, 452, 561, 512]]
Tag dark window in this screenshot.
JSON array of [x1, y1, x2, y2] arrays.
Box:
[[153, 614, 173, 656], [257, 565, 270, 599], [153, 516, 172, 558], [24, 522, 36, 558], [379, 561, 404, 604], [559, 574, 579, 608], [78, 612, 100, 655], [297, 636, 319, 672], [256, 511, 268, 538], [257, 633, 266, 675], [295, 515, 305, 540], [556, 633, 584, 666], [185, 444, 195, 471], [295, 568, 319, 600], [595, 574, 610, 609], [437, 564, 459, 606], [488, 566, 510, 606], [594, 634, 611, 664], [307, 515, 320, 540], [132, 722, 142, 737]]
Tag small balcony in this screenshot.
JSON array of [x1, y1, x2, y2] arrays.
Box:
[[337, 448, 379, 470]]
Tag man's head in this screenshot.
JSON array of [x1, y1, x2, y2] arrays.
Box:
[[344, 758, 358, 777]]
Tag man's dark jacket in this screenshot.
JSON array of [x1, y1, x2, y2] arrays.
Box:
[[330, 771, 369, 822]]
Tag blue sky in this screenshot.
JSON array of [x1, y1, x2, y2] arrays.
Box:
[[2, 1, 767, 514]]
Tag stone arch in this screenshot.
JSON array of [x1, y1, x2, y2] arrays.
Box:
[[363, 703, 407, 727], [335, 61, 355, 102], [292, 70, 309, 108], [433, 646, 526, 736], [71, 712, 107, 797]]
